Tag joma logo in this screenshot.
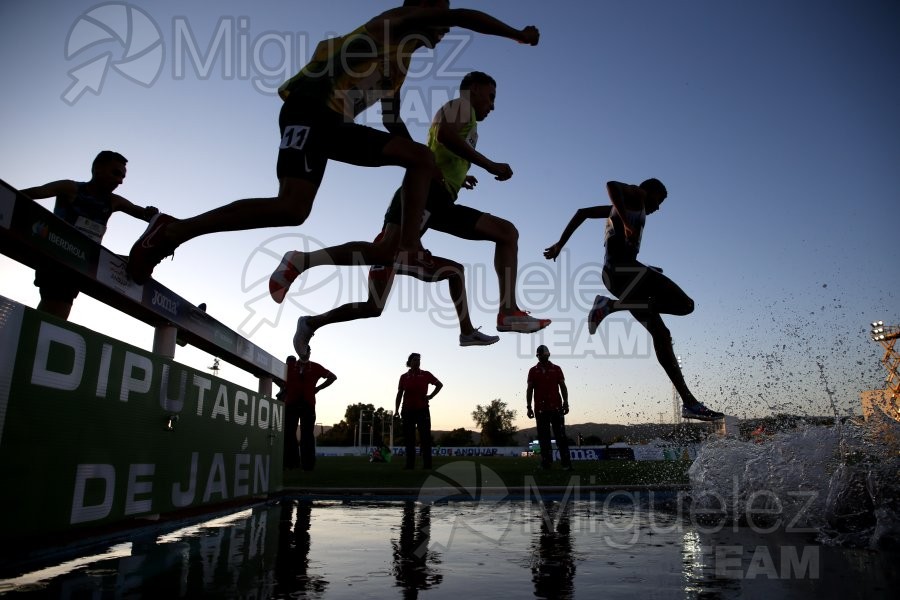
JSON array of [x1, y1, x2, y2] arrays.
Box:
[[152, 291, 179, 315]]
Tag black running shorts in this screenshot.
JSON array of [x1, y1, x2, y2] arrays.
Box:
[[383, 180, 484, 237], [276, 95, 394, 185], [34, 264, 79, 303], [602, 260, 694, 315]]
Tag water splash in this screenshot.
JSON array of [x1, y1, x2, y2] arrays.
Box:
[[688, 413, 900, 549]]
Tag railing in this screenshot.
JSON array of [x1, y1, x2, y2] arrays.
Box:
[[0, 178, 284, 394], [0, 178, 286, 547]]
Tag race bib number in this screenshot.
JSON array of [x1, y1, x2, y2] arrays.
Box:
[[74, 216, 105, 243], [281, 126, 311, 150]]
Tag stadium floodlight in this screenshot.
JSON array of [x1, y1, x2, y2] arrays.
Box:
[[868, 320, 900, 420], [870, 320, 893, 341]]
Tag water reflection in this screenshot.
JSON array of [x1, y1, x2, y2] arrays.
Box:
[[391, 501, 442, 598], [681, 520, 900, 598], [0, 507, 280, 597], [1, 498, 897, 598], [680, 529, 741, 598], [276, 499, 328, 597], [529, 501, 576, 599]]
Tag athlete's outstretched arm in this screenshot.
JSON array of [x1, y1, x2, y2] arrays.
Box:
[[544, 206, 611, 261], [20, 180, 77, 201], [382, 7, 539, 46], [111, 194, 158, 222], [436, 113, 511, 181]]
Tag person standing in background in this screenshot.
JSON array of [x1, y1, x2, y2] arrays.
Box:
[[283, 350, 336, 470], [395, 353, 442, 469], [526, 345, 572, 470]]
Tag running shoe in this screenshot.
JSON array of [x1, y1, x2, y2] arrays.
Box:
[[269, 252, 300, 304], [126, 213, 179, 284], [587, 295, 612, 335], [292, 316, 315, 356], [459, 327, 500, 347], [496, 310, 551, 333], [681, 401, 725, 422], [393, 249, 436, 279]]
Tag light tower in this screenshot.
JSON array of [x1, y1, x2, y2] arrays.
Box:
[[672, 355, 683, 424], [868, 321, 900, 419]]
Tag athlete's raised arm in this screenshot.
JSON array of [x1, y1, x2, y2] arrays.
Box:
[[435, 107, 511, 181], [544, 205, 612, 261], [368, 5, 539, 47]]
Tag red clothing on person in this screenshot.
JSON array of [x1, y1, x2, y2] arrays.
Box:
[[285, 360, 335, 407], [527, 361, 565, 412], [398, 370, 439, 411]]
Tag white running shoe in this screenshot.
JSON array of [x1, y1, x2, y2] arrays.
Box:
[[269, 252, 300, 304], [293, 316, 314, 356], [459, 328, 500, 347], [496, 310, 551, 333]]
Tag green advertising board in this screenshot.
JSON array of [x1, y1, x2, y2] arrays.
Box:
[[0, 297, 284, 543]]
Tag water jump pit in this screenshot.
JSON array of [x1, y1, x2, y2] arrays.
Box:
[[1, 419, 898, 599]]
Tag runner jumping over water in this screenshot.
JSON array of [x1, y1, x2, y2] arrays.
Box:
[[545, 178, 723, 422]]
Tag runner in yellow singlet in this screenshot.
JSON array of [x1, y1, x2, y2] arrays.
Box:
[[274, 72, 550, 355], [126, 1, 539, 286]]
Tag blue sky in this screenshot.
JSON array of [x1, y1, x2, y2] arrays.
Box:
[[1, 0, 898, 431]]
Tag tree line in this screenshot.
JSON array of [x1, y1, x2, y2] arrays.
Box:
[[316, 399, 520, 447]]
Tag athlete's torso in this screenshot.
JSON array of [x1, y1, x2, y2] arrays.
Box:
[[54, 182, 113, 243], [279, 25, 412, 120], [428, 97, 478, 198], [604, 205, 645, 264]]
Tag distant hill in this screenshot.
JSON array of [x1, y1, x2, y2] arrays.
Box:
[[515, 422, 714, 445], [429, 421, 717, 447], [332, 415, 837, 447]]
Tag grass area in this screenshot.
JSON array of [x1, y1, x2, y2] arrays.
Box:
[[282, 456, 691, 491]]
